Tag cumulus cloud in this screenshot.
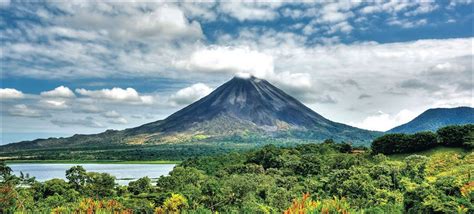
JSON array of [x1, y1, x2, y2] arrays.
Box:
[[175, 46, 275, 78], [51, 116, 104, 128], [169, 83, 213, 106], [76, 87, 153, 105], [0, 88, 24, 99], [8, 104, 44, 118], [40, 86, 75, 98], [56, 4, 203, 42], [350, 109, 418, 131]]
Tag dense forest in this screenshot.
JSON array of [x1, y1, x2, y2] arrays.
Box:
[[1, 125, 473, 213]]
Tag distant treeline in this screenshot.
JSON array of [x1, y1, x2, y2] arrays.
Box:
[[372, 124, 474, 154]]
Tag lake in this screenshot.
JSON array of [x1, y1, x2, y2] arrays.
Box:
[[8, 163, 176, 185]]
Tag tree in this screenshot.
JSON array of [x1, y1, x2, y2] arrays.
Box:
[[65, 165, 87, 192], [85, 172, 116, 198], [323, 138, 336, 145], [372, 132, 437, 154], [128, 176, 152, 195], [338, 142, 353, 153], [161, 193, 188, 213], [372, 134, 409, 154], [42, 178, 70, 197], [463, 130, 474, 149], [0, 162, 17, 185], [437, 124, 474, 148], [409, 132, 438, 152], [247, 144, 283, 169], [403, 155, 429, 183]]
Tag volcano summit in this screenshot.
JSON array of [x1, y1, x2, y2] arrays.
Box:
[[1, 76, 379, 151]]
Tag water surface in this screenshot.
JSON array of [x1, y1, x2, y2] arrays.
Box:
[[8, 163, 176, 185]]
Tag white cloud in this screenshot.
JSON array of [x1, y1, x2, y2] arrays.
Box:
[[169, 83, 213, 106], [108, 117, 128, 125], [39, 99, 69, 110], [387, 18, 427, 28], [75, 87, 153, 105], [176, 45, 314, 98], [75, 104, 102, 113], [328, 21, 353, 34], [175, 46, 275, 78], [51, 116, 104, 128], [219, 2, 281, 21], [0, 88, 24, 99], [360, 5, 382, 14], [404, 3, 438, 16], [117, 5, 203, 41], [0, 0, 10, 8], [56, 4, 203, 42], [430, 62, 466, 73], [320, 10, 353, 23], [350, 109, 418, 131], [40, 86, 75, 98], [271, 72, 312, 94], [102, 110, 121, 118], [8, 104, 44, 118], [180, 2, 217, 21]]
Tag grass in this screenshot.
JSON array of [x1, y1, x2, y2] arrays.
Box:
[[4, 159, 181, 164], [388, 146, 471, 161]]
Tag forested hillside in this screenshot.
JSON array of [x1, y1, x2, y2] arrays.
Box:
[[1, 125, 472, 213]]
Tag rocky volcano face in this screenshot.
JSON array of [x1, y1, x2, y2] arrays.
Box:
[[127, 75, 378, 143]]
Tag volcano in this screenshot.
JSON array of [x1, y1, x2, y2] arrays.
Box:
[[1, 76, 379, 151], [127, 75, 377, 141]]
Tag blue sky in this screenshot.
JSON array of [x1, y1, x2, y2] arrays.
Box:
[[1, 0, 473, 144]]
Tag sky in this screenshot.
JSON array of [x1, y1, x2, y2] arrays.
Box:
[[0, 0, 473, 144]]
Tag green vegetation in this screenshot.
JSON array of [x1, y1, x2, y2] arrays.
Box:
[[4, 160, 180, 164], [372, 124, 473, 155], [1, 124, 472, 213], [0, 140, 321, 162], [1, 138, 472, 213]]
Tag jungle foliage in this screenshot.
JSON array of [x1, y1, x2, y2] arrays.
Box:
[[1, 137, 472, 213]]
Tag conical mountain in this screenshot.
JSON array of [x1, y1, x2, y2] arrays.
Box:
[[127, 75, 378, 143]]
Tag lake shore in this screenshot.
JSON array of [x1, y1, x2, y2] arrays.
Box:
[[4, 159, 181, 164]]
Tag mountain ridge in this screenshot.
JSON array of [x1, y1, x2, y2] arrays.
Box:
[[387, 106, 474, 133]]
